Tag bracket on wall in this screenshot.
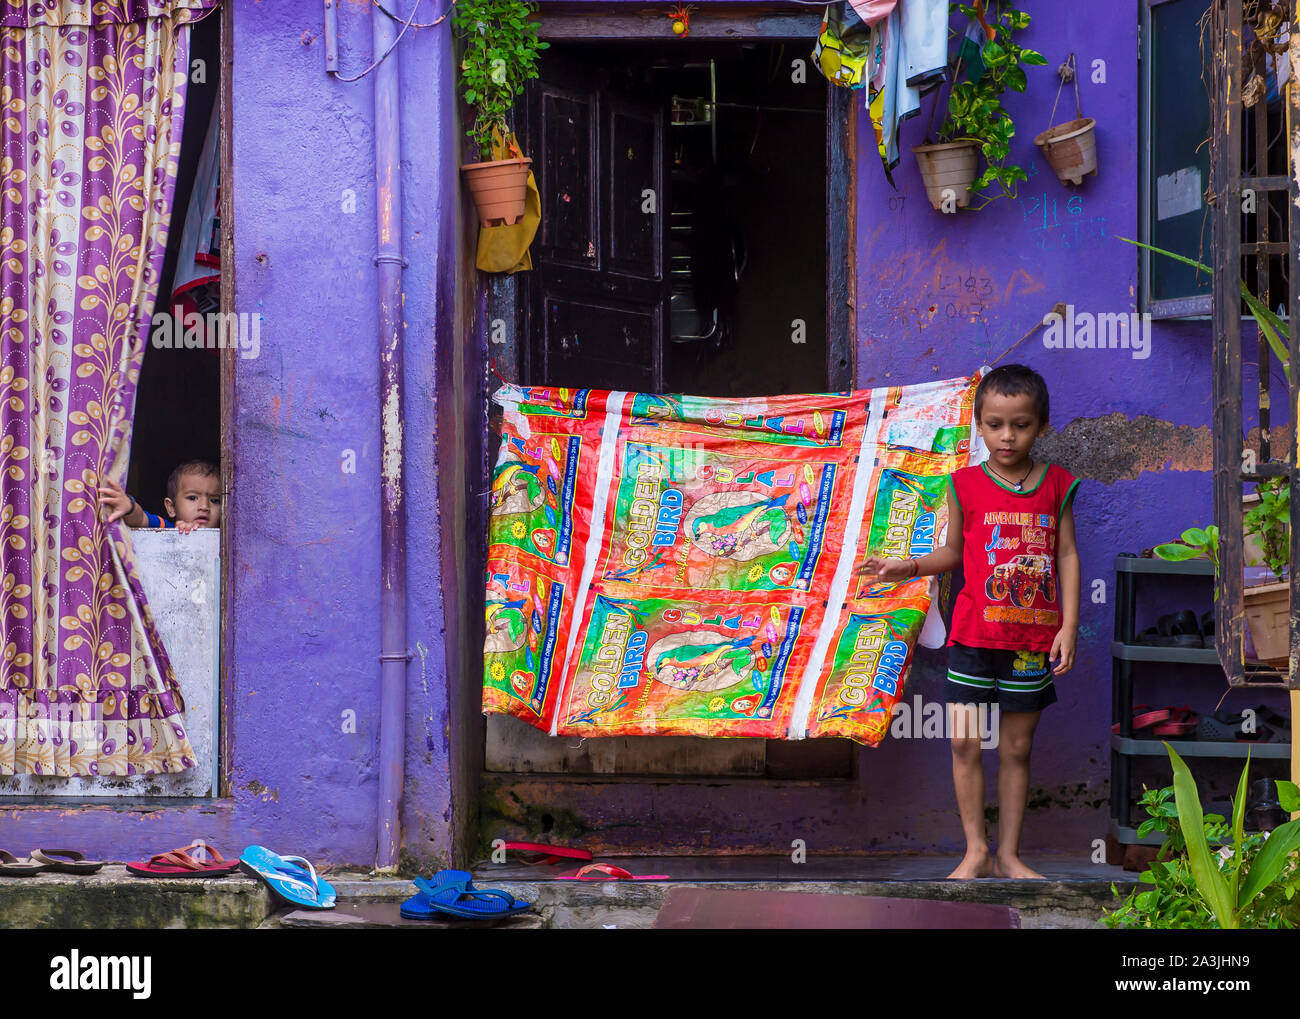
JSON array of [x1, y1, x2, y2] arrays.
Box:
[[323, 0, 339, 72]]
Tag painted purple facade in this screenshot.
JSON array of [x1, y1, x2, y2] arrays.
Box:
[[3, 1, 1249, 865]]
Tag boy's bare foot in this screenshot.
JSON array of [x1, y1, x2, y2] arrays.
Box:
[[946, 847, 993, 879], [992, 853, 1045, 879]]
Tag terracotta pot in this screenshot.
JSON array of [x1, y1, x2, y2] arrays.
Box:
[[1243, 580, 1289, 668], [913, 141, 978, 213], [1034, 117, 1097, 186], [461, 157, 532, 227]]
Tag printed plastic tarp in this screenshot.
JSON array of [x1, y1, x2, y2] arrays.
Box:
[[482, 374, 980, 747]]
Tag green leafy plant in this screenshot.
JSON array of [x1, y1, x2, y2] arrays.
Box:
[[1116, 235, 1292, 383], [936, 2, 1047, 204], [1244, 473, 1290, 580], [1153, 524, 1219, 571], [452, 0, 548, 162], [1103, 746, 1300, 929]]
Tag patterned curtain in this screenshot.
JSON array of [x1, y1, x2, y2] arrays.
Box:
[[0, 0, 218, 775]]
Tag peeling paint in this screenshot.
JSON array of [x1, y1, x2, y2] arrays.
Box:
[[1034, 413, 1215, 485], [381, 380, 403, 506]]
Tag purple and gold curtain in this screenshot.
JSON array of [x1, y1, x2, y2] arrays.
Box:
[[0, 0, 217, 775]]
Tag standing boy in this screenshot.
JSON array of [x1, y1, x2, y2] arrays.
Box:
[[864, 365, 1080, 879]]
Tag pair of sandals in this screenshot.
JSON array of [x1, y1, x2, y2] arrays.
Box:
[[0, 849, 103, 877], [501, 841, 668, 880], [126, 840, 241, 878], [1195, 705, 1291, 743], [1134, 609, 1213, 648], [238, 845, 336, 909], [400, 869, 530, 921], [1113, 704, 1199, 738]]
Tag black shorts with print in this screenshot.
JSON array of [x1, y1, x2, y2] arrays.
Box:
[[945, 641, 1058, 713]]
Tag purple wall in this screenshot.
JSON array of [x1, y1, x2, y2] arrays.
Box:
[[2, 0, 463, 871], [854, 1, 1232, 852], [3, 1, 1257, 866]]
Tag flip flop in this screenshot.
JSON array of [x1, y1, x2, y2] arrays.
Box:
[[556, 863, 670, 881], [399, 870, 478, 920], [126, 840, 241, 878], [239, 845, 336, 909], [30, 849, 104, 875], [404, 874, 530, 920], [1112, 704, 1171, 734], [1150, 706, 1199, 737], [500, 841, 593, 866], [0, 850, 47, 877]]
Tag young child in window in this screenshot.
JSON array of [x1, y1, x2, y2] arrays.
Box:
[[863, 365, 1080, 880], [98, 459, 223, 534]]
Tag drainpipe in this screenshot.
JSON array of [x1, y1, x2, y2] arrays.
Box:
[[372, 2, 408, 874]]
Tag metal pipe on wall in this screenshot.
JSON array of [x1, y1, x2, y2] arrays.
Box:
[[372, 0, 408, 873]]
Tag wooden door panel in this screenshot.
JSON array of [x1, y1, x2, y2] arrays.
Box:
[[606, 102, 662, 276], [540, 294, 659, 392], [535, 87, 598, 266]]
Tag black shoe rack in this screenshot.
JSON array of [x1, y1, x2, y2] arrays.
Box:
[[1110, 555, 1290, 845]]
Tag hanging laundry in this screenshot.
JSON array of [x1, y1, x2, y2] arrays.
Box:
[[813, 3, 875, 89], [846, 0, 896, 24], [901, 0, 947, 90], [482, 374, 981, 747], [863, 0, 951, 185]]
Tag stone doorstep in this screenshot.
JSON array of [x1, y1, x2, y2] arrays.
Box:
[[1, 864, 1140, 930]]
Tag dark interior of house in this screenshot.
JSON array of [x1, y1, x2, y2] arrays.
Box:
[[131, 11, 222, 516], [528, 41, 829, 398]]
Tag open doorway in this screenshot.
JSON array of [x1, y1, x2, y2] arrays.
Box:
[[486, 38, 854, 779], [130, 11, 222, 513], [520, 42, 828, 397]]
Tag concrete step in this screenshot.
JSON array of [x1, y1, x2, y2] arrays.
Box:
[[1, 856, 1140, 929]]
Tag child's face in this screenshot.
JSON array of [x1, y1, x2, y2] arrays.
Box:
[[976, 391, 1047, 469], [165, 471, 222, 527]]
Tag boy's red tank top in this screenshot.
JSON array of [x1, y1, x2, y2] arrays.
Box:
[[948, 461, 1079, 652]]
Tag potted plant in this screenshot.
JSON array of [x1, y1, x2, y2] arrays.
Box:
[[1033, 53, 1098, 186], [1102, 746, 1300, 929], [1241, 474, 1290, 666], [915, 2, 1046, 212], [1152, 507, 1290, 667], [453, 0, 547, 226]]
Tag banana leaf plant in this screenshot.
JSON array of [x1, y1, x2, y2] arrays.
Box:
[[1152, 525, 1218, 570], [1167, 744, 1300, 928], [1117, 236, 1291, 383]]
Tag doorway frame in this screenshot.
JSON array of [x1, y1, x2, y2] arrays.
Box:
[[467, 3, 859, 859]]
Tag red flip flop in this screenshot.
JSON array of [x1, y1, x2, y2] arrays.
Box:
[[1112, 704, 1171, 735], [1150, 706, 1199, 737], [126, 840, 240, 878], [500, 841, 593, 866], [556, 863, 670, 881]]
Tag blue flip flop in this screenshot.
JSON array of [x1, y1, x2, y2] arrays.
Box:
[[399, 869, 475, 920], [239, 845, 337, 910], [403, 873, 530, 920]]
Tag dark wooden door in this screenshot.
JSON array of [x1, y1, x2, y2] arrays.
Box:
[[522, 56, 669, 390]]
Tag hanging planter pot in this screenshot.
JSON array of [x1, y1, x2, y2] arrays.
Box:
[[1034, 53, 1098, 186], [461, 157, 532, 227], [1244, 580, 1289, 668], [913, 141, 979, 212]]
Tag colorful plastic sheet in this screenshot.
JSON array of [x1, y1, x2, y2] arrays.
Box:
[[482, 375, 979, 747]]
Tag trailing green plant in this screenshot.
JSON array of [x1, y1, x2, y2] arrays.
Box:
[[1116, 236, 1292, 383], [1153, 524, 1219, 571], [1102, 746, 1300, 929], [1244, 473, 1290, 580], [936, 2, 1046, 204], [452, 0, 548, 162]]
